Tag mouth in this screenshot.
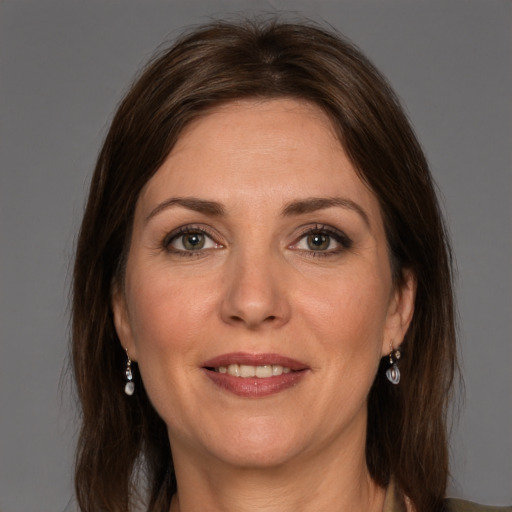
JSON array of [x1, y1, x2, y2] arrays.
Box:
[[201, 353, 309, 397], [210, 363, 293, 378]]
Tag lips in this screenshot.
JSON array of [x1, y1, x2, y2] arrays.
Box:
[[202, 352, 309, 397], [215, 363, 291, 378]]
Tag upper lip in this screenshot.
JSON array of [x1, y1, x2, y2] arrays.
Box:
[[202, 352, 308, 371]]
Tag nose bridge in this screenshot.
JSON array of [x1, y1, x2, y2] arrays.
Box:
[[221, 239, 289, 329]]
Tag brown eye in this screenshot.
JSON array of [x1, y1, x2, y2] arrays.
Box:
[[182, 233, 205, 250], [291, 225, 352, 256], [306, 233, 330, 251], [166, 229, 219, 252]]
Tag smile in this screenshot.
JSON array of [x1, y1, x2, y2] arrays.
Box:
[[202, 353, 309, 397], [214, 364, 292, 378]]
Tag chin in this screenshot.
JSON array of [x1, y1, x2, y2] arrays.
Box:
[[197, 418, 307, 469], [214, 440, 301, 469]]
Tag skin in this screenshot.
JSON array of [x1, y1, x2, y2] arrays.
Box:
[[113, 98, 416, 512]]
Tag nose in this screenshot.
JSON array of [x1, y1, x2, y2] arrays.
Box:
[[220, 248, 291, 330]]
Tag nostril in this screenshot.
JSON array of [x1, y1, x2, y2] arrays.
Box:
[[228, 313, 277, 327]]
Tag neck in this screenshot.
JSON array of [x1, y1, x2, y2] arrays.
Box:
[[170, 470, 384, 512], [168, 422, 385, 512]]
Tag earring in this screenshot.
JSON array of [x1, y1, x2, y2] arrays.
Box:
[[385, 344, 401, 385], [124, 348, 135, 395]]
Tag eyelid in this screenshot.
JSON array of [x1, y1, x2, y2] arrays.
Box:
[[162, 224, 224, 253], [159, 222, 351, 256], [290, 224, 353, 253]]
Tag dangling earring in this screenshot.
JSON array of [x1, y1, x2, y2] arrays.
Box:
[[385, 344, 401, 385], [124, 348, 135, 396]]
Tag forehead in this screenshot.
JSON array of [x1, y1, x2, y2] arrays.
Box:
[[173, 98, 341, 162], [137, 98, 380, 222]]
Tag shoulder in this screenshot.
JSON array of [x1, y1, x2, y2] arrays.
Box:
[[445, 498, 512, 512]]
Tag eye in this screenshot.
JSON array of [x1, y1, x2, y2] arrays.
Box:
[[164, 227, 221, 253], [304, 233, 332, 251], [291, 225, 352, 255]]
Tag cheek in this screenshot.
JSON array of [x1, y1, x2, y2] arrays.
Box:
[[123, 267, 225, 418], [124, 271, 209, 418], [298, 266, 391, 363], [126, 267, 215, 351]]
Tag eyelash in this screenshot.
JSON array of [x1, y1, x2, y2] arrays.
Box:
[[162, 225, 221, 257], [292, 224, 353, 258], [161, 223, 352, 258]]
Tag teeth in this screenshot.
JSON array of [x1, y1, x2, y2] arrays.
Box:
[[227, 364, 239, 377], [255, 365, 272, 378], [215, 364, 292, 378], [272, 365, 283, 376], [239, 364, 256, 378]]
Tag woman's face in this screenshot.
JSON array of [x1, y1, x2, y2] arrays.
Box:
[[113, 98, 415, 471]]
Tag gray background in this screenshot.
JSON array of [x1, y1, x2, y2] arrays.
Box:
[[1, 1, 510, 511]]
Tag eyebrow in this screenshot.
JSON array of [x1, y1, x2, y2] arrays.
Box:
[[145, 195, 370, 228], [145, 197, 225, 223], [281, 197, 370, 227]]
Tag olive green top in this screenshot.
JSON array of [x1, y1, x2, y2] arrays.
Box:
[[383, 479, 512, 512], [445, 500, 512, 512]]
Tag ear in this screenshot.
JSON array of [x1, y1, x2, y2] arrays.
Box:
[[381, 269, 417, 357], [111, 281, 138, 360]]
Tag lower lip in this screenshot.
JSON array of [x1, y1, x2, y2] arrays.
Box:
[[203, 369, 308, 397]]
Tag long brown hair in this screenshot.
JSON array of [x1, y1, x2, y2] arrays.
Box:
[[72, 18, 457, 512]]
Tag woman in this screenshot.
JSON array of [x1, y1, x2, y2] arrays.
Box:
[[71, 19, 508, 512]]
